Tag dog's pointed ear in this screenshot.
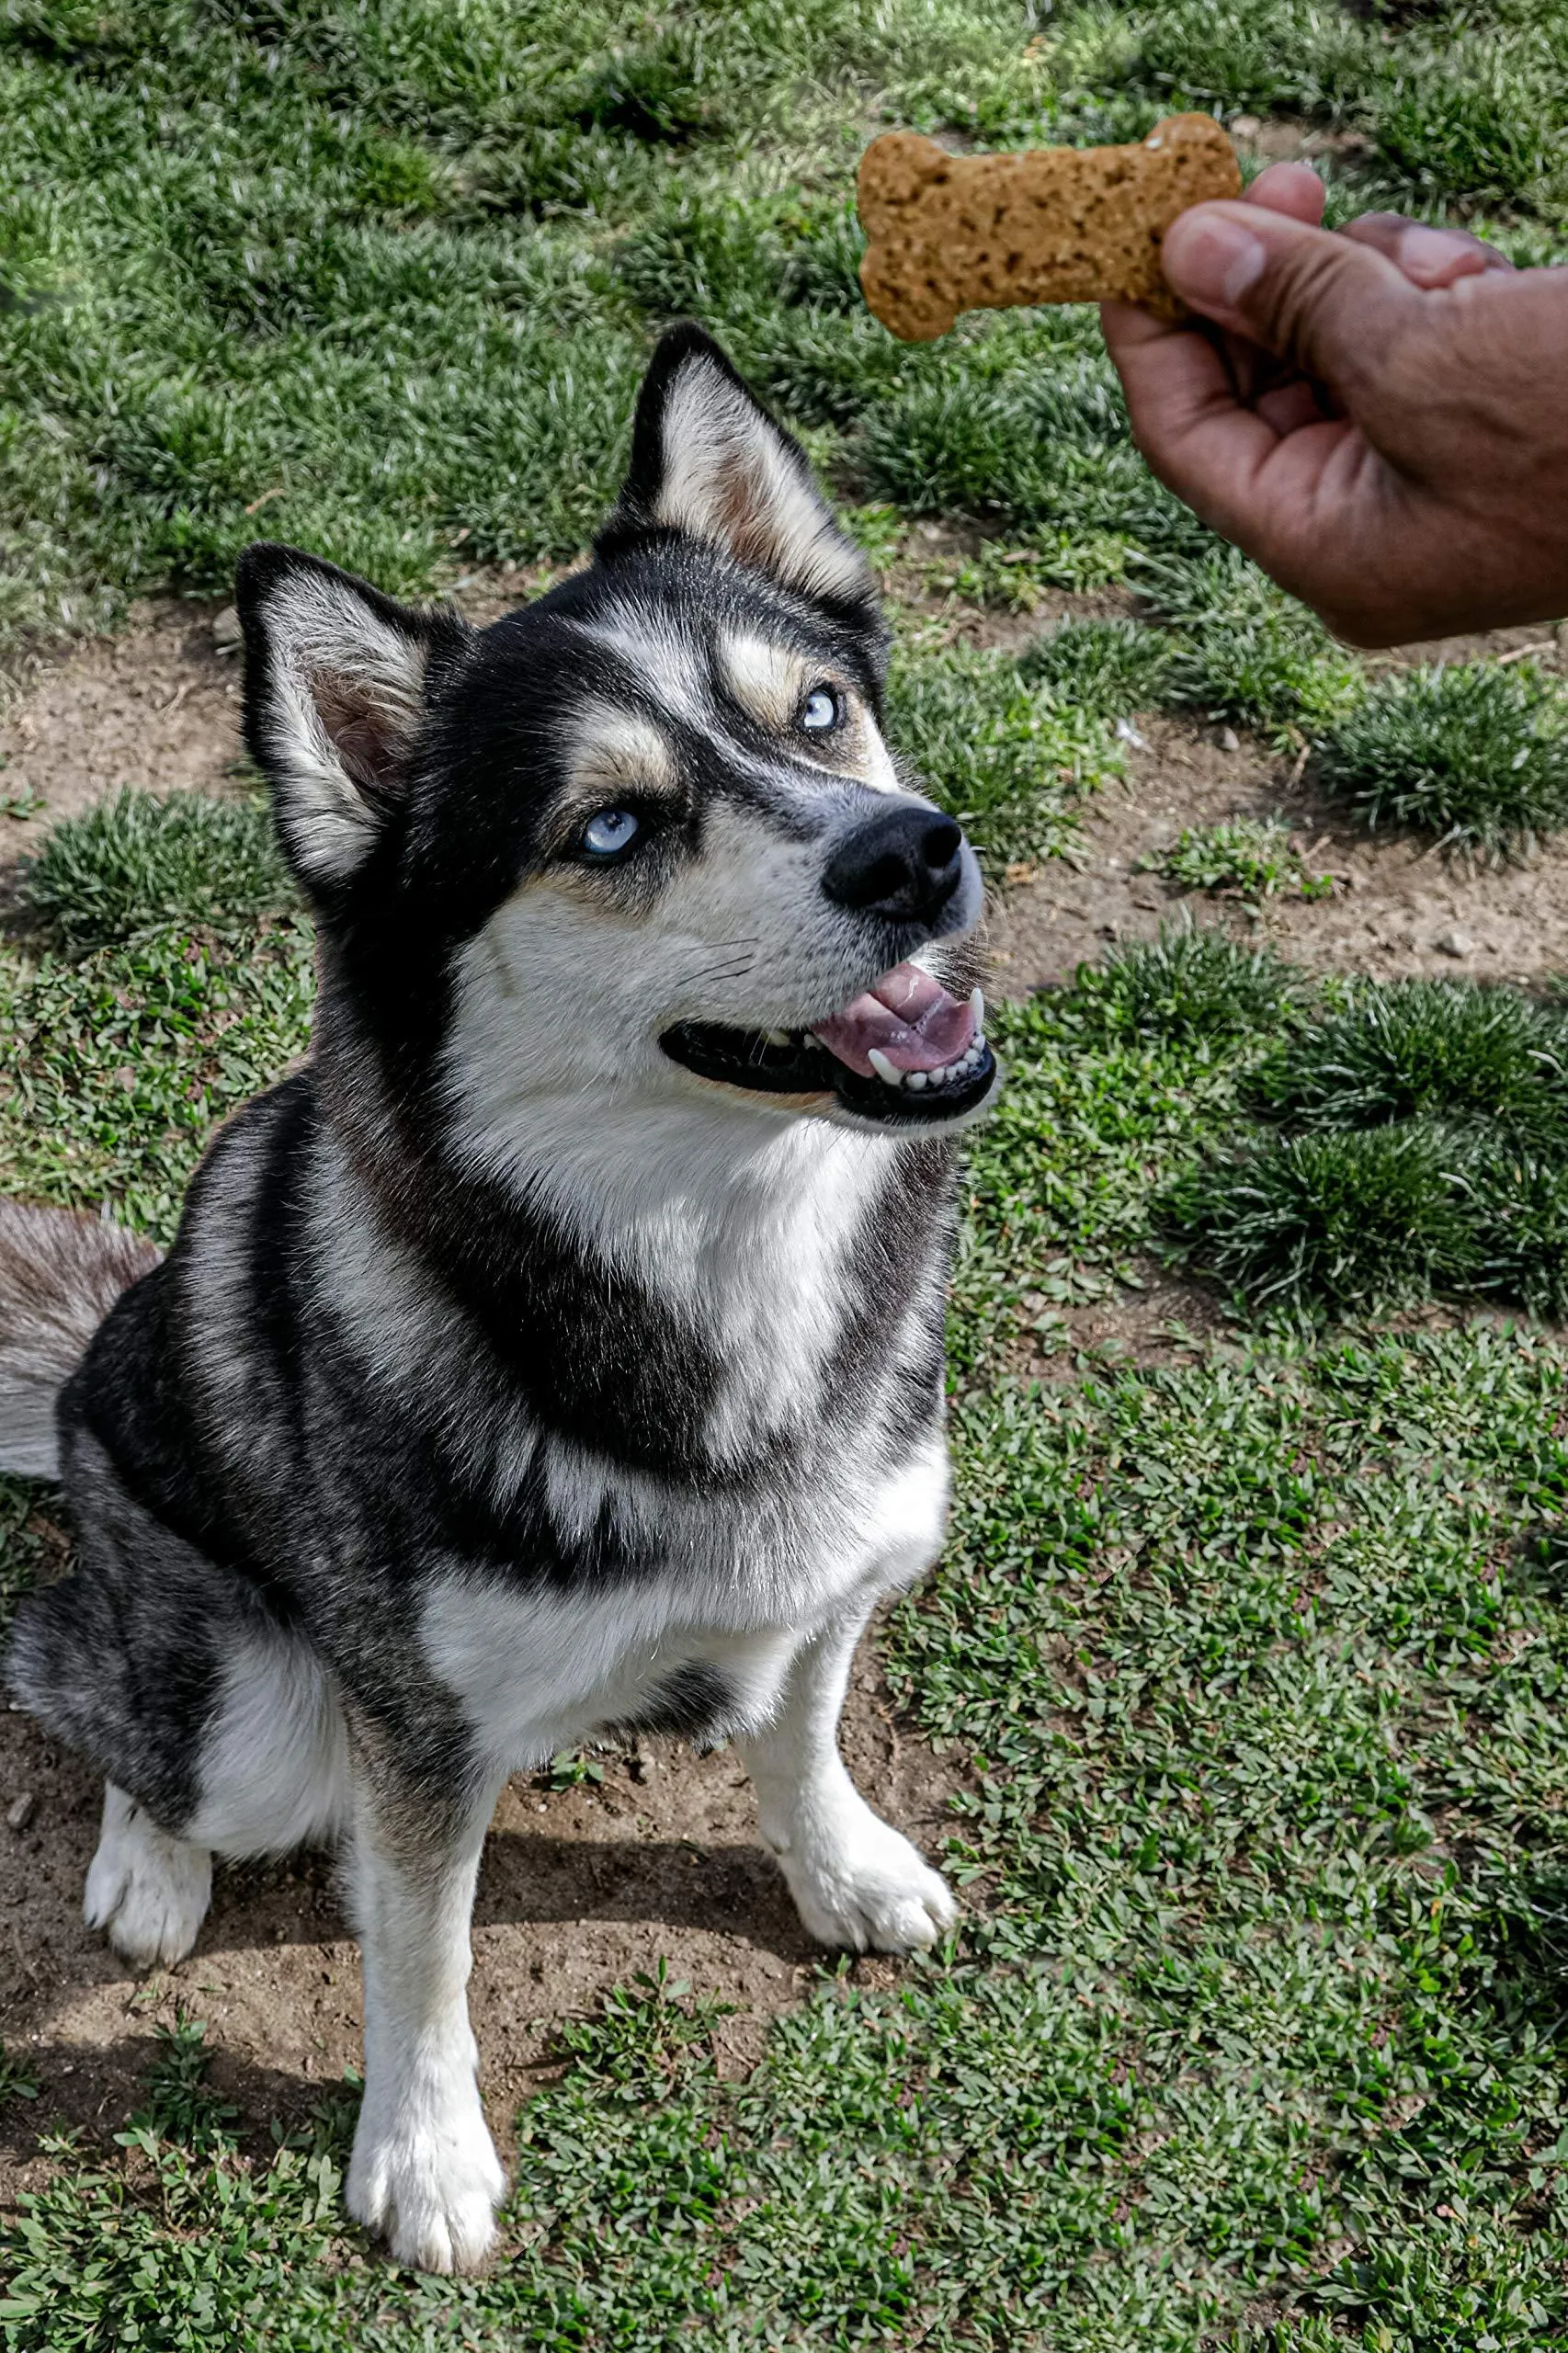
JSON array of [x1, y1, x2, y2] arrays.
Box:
[[601, 325, 874, 610], [235, 543, 470, 894]]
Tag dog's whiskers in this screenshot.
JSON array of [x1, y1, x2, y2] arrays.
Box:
[[679, 949, 761, 991]]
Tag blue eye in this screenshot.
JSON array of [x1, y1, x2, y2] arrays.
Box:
[[581, 808, 641, 858], [801, 687, 840, 734]]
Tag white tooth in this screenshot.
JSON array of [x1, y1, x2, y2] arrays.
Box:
[[969, 988, 984, 1033], [905, 1068, 927, 1091], [868, 1048, 904, 1088], [926, 1065, 948, 1087], [764, 1029, 791, 1047]]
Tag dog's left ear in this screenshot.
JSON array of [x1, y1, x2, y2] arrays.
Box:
[[602, 325, 874, 611], [236, 543, 471, 897]]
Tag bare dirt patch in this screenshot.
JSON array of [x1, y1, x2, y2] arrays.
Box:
[[992, 697, 1568, 996], [0, 572, 545, 906], [1010, 1260, 1237, 1386], [0, 600, 247, 823], [0, 1633, 965, 2208]]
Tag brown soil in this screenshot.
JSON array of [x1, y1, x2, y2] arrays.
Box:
[[3, 584, 1564, 2201], [1005, 1257, 1237, 1386], [0, 600, 249, 822], [0, 1636, 963, 2204], [0, 569, 546, 837], [991, 677, 1568, 996]]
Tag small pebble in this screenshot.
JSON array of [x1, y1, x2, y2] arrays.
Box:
[[1436, 926, 1474, 958], [1114, 718, 1152, 752], [1215, 724, 1241, 753], [211, 604, 242, 652], [6, 1790, 34, 1831], [629, 1748, 654, 1784], [1231, 115, 1263, 139]]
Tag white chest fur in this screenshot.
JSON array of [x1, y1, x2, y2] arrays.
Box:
[[417, 1433, 949, 1773]]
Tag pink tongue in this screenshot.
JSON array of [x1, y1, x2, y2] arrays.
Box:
[[812, 961, 975, 1077]]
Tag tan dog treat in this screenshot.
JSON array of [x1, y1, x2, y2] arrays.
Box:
[[858, 114, 1241, 339]]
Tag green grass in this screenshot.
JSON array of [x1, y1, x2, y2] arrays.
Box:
[[6, 5, 1568, 2347], [1068, 923, 1302, 1044], [0, 912, 315, 1241], [20, 789, 294, 950], [1314, 663, 1568, 852], [1155, 815, 1335, 901], [1141, 545, 1365, 738], [886, 640, 1126, 865], [1256, 979, 1568, 1145], [1016, 617, 1174, 718], [1165, 980, 1568, 1315], [1164, 1123, 1480, 1310], [2, 0, 1562, 665]]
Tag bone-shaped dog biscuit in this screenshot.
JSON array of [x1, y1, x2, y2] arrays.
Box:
[[858, 114, 1242, 340]]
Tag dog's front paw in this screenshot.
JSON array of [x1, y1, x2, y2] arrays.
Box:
[[771, 1802, 958, 1954], [347, 2093, 506, 2275], [85, 1785, 211, 1969]]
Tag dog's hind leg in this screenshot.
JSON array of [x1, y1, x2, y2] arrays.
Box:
[[344, 1735, 507, 2276], [82, 1627, 348, 1972], [741, 1597, 959, 1957], [85, 1784, 213, 1968]]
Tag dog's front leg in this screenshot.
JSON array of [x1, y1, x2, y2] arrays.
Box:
[[740, 1604, 958, 1955], [344, 1743, 506, 2274]]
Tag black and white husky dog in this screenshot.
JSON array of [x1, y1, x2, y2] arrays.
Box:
[[1, 327, 1000, 2272]]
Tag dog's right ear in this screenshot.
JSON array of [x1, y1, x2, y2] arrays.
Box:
[[236, 543, 470, 896]]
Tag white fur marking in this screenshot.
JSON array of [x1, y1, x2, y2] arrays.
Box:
[[742, 1592, 958, 1955], [420, 1573, 798, 1773], [346, 1784, 506, 2275], [0, 1389, 60, 1480], [566, 699, 676, 803], [186, 1632, 351, 1858], [257, 574, 430, 884], [84, 1783, 212, 1968], [418, 1440, 949, 1773], [653, 356, 869, 604], [720, 631, 808, 728]]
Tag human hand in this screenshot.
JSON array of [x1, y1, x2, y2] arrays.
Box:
[[1100, 164, 1568, 646]]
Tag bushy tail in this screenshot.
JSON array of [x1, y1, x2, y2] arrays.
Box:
[[0, 1204, 160, 1478]]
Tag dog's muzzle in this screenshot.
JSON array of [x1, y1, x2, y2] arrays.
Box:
[[659, 804, 998, 1130]]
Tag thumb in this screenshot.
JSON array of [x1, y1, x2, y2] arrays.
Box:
[[1161, 199, 1418, 390]]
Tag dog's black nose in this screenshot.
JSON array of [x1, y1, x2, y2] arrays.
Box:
[[822, 804, 965, 924]]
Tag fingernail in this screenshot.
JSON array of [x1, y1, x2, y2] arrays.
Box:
[[1397, 222, 1509, 285], [1164, 212, 1267, 312]]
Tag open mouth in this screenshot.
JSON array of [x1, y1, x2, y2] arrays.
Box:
[[660, 961, 998, 1127]]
